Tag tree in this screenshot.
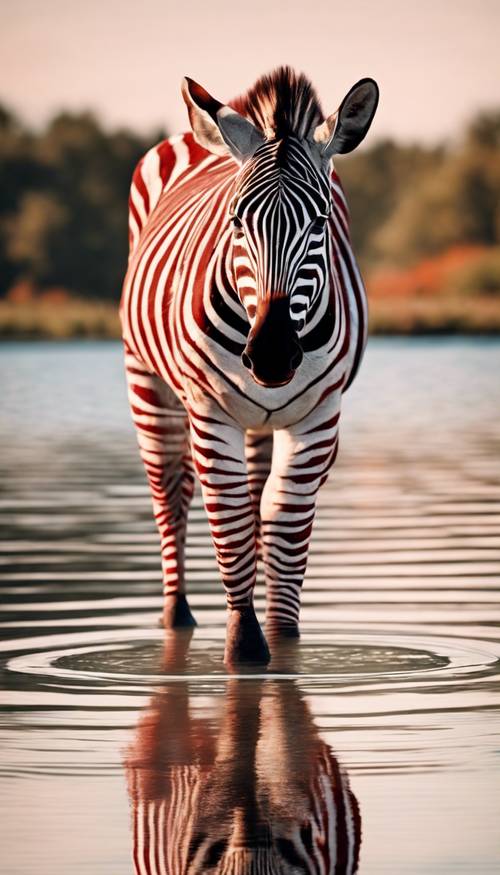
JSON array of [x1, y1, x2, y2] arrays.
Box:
[[0, 107, 164, 299], [370, 110, 500, 267]]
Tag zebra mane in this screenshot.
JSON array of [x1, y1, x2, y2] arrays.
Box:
[[231, 66, 324, 140]]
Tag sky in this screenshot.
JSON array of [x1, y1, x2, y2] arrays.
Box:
[[2, 0, 500, 144]]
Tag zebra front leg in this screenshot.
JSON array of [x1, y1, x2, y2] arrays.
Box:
[[189, 411, 270, 665], [125, 350, 196, 628], [261, 404, 341, 636]]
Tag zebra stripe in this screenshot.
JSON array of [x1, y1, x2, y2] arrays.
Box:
[[121, 68, 371, 641]]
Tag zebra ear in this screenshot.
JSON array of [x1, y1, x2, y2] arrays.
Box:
[[181, 77, 265, 162], [313, 78, 379, 158]]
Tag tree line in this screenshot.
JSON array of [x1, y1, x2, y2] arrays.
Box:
[[0, 103, 499, 302]]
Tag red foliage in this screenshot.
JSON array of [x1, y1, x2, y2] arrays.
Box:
[[368, 246, 488, 298], [6, 282, 72, 305], [6, 280, 37, 303], [38, 288, 71, 304]]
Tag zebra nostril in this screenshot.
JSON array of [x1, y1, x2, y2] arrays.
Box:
[[241, 351, 252, 370]]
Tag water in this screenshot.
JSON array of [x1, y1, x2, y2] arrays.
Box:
[[1, 338, 499, 874]]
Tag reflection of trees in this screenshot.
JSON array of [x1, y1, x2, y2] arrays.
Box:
[[125, 632, 361, 875]]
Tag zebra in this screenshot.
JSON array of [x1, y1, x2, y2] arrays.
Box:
[[120, 67, 379, 665], [126, 632, 361, 874]]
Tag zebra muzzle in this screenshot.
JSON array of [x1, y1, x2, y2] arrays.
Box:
[[242, 296, 303, 387]]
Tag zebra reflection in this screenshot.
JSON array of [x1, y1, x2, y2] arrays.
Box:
[[125, 634, 361, 874]]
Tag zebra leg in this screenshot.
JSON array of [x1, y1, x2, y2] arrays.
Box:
[[261, 403, 341, 635], [124, 350, 196, 628], [245, 429, 273, 561], [189, 411, 270, 665]]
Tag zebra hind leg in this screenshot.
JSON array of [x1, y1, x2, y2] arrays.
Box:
[[125, 350, 196, 628], [245, 429, 273, 563]]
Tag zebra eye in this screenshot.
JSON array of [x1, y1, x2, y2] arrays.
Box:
[[312, 216, 328, 232], [231, 215, 243, 232]]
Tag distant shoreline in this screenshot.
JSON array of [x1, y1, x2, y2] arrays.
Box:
[[1, 296, 499, 339]]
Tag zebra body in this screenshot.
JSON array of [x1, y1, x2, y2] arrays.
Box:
[[120, 69, 378, 662], [123, 135, 362, 431]]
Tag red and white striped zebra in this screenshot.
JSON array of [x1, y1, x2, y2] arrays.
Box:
[[125, 634, 361, 874], [120, 67, 379, 664]]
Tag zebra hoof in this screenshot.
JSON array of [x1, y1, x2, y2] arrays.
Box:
[[159, 593, 197, 629], [224, 605, 271, 667]]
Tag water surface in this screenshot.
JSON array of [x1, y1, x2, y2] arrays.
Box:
[[1, 338, 499, 874]]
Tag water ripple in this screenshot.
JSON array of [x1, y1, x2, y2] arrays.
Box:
[[1, 340, 500, 874]]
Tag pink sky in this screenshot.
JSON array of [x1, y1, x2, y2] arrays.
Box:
[[3, 0, 499, 143]]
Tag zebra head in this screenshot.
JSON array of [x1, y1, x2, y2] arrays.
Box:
[[182, 69, 378, 387]]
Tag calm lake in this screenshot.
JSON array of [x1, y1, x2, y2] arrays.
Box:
[[1, 338, 499, 874]]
